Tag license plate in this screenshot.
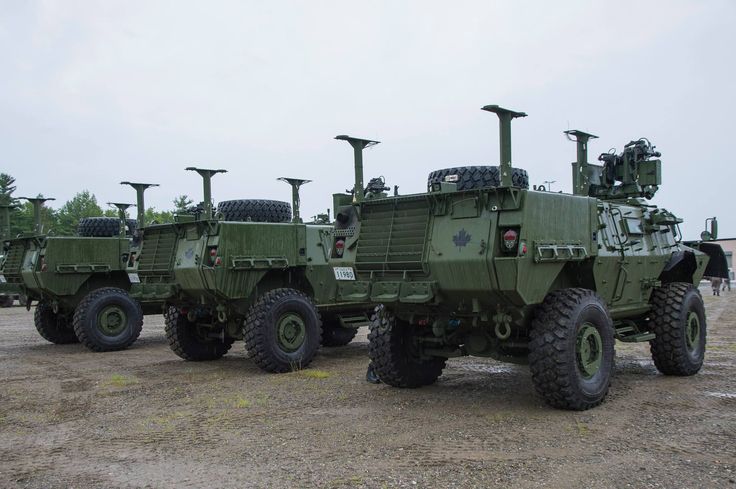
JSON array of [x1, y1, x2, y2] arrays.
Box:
[[333, 267, 356, 281], [127, 273, 141, 284], [0, 275, 6, 283]]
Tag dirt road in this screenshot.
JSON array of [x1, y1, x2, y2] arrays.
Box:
[[1, 290, 734, 488]]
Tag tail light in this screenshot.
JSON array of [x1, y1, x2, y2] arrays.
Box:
[[334, 239, 345, 258], [208, 247, 219, 266], [502, 229, 518, 252]]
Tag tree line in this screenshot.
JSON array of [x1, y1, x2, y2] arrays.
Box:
[[0, 173, 192, 236]]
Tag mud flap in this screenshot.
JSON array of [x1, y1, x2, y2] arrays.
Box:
[[685, 242, 729, 279]]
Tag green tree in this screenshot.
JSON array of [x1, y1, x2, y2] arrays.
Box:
[[173, 194, 193, 213], [144, 207, 174, 225], [55, 190, 103, 236], [10, 195, 58, 236], [0, 173, 17, 205]]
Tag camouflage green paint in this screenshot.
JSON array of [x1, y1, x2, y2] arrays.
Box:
[[330, 104, 715, 362]]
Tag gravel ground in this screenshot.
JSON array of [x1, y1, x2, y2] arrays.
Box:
[[0, 288, 734, 489]]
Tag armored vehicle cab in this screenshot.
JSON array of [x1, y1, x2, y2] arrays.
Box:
[[330, 105, 726, 410]]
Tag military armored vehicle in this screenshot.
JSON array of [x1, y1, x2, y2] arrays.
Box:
[[1, 187, 160, 350], [129, 167, 371, 373], [329, 104, 727, 410], [0, 203, 23, 307]]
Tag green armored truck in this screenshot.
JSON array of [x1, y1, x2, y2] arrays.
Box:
[[0, 203, 23, 307], [130, 167, 370, 373], [329, 105, 728, 410], [1, 192, 155, 350]]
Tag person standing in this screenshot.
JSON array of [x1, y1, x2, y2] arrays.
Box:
[[711, 276, 723, 296]]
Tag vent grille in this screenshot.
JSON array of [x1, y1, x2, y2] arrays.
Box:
[[2, 241, 25, 283], [355, 197, 429, 273], [137, 227, 177, 281]]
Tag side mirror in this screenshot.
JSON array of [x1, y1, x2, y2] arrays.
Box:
[[701, 217, 718, 241]]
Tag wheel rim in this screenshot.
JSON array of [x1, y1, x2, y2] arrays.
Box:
[[576, 322, 603, 379], [97, 305, 128, 336], [685, 311, 701, 352], [276, 313, 306, 352]]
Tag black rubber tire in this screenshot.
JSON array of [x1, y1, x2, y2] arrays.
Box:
[[0, 295, 13, 307], [77, 217, 137, 237], [368, 314, 446, 388], [73, 288, 143, 352], [165, 307, 234, 361], [216, 199, 292, 223], [77, 217, 119, 237], [34, 301, 79, 344], [648, 282, 706, 376], [243, 288, 322, 373], [125, 219, 137, 236], [365, 362, 381, 384], [528, 288, 615, 411], [427, 165, 529, 191], [321, 315, 358, 347]]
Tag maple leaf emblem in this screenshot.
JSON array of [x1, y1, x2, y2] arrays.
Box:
[[452, 229, 471, 248]]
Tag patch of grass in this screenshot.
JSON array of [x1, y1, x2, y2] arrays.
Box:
[[104, 374, 138, 388], [199, 393, 255, 410], [484, 411, 512, 424], [328, 475, 365, 488], [231, 396, 251, 409], [575, 421, 590, 436], [141, 411, 188, 431], [296, 369, 331, 379]]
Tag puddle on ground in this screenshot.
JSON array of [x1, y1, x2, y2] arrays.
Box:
[[450, 361, 517, 375], [705, 391, 736, 399]]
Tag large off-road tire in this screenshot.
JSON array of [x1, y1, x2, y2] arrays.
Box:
[[77, 217, 119, 237], [648, 282, 706, 376], [427, 165, 529, 191], [529, 288, 615, 410], [368, 314, 446, 388], [34, 301, 79, 344], [77, 217, 136, 237], [321, 315, 358, 347], [125, 219, 137, 236], [73, 288, 143, 352], [216, 199, 292, 223], [243, 288, 322, 373], [165, 307, 234, 361]]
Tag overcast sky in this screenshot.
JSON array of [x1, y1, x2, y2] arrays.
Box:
[[2, 1, 735, 239]]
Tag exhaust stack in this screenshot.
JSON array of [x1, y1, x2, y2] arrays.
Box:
[[481, 105, 527, 187], [278, 178, 311, 223], [120, 182, 159, 227], [185, 168, 227, 219], [335, 135, 380, 203]]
